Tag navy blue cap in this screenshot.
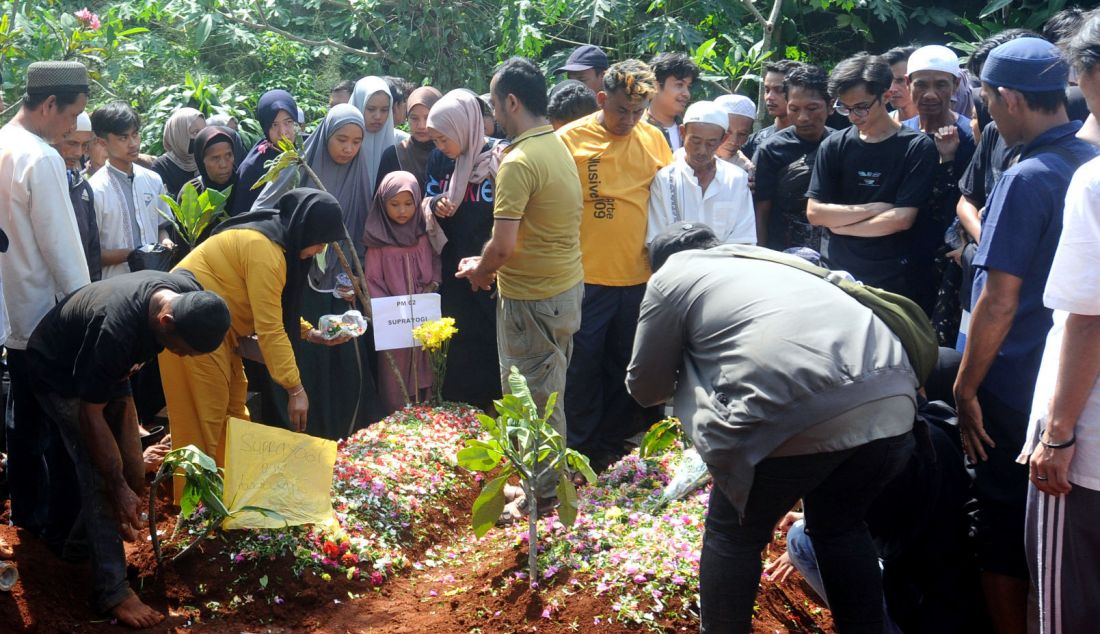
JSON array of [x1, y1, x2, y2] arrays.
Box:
[[558, 45, 609, 73], [981, 37, 1068, 92]]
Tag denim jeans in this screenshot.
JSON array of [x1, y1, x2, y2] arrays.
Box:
[[36, 392, 142, 612], [786, 519, 903, 634], [699, 431, 915, 634]]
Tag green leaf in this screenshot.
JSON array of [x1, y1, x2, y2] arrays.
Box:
[[476, 412, 498, 434], [234, 505, 288, 523], [556, 473, 578, 527], [639, 417, 682, 458], [695, 37, 717, 61], [471, 474, 509, 538], [202, 487, 230, 518], [172, 445, 218, 473], [179, 485, 200, 518], [506, 367, 538, 417], [566, 450, 597, 484], [541, 391, 558, 425], [259, 575, 269, 589], [456, 445, 503, 472], [193, 15, 213, 47], [979, 0, 1015, 18]]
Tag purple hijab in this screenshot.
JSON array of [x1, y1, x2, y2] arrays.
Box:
[[363, 171, 426, 249]]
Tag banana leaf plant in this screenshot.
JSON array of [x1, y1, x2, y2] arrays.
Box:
[[148, 444, 284, 572], [148, 444, 229, 569], [457, 367, 596, 586], [158, 183, 231, 250]]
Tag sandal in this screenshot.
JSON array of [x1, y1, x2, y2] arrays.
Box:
[[495, 499, 527, 526], [503, 484, 525, 504], [495, 496, 560, 527]]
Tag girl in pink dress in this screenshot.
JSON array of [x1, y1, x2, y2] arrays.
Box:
[[363, 171, 441, 413]]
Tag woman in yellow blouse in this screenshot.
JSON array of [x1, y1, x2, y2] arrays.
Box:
[[159, 188, 350, 499]]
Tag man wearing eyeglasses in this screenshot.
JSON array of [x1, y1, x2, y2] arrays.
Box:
[[805, 53, 938, 304]]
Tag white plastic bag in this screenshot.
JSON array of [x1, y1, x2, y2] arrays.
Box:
[[658, 448, 711, 506], [318, 310, 369, 340]]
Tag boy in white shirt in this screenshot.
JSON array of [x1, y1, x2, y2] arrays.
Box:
[[88, 102, 173, 279]]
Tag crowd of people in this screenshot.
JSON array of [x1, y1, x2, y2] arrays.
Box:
[[0, 5, 1098, 632]]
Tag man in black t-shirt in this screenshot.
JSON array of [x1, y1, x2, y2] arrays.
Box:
[[753, 64, 834, 251], [741, 59, 802, 159], [807, 53, 938, 302], [26, 271, 230, 629]]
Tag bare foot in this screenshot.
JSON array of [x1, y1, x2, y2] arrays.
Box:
[[110, 593, 164, 629], [0, 538, 11, 559]]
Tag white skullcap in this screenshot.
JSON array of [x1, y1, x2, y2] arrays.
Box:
[[714, 94, 757, 119], [75, 111, 93, 133], [907, 45, 961, 78], [683, 101, 730, 132]]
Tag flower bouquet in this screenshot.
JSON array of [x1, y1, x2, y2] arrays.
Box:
[[411, 317, 458, 404]]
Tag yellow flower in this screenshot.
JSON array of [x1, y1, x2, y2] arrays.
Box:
[[412, 317, 458, 352]]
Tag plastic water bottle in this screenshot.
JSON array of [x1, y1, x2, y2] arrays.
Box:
[[0, 561, 18, 591]]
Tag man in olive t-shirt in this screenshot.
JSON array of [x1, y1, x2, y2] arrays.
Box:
[[457, 58, 584, 503]]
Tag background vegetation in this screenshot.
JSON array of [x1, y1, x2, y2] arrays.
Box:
[[0, 0, 1073, 152]]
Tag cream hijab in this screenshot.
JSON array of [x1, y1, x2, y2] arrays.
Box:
[[425, 89, 502, 204], [162, 107, 206, 173]]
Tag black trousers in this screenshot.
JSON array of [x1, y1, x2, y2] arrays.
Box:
[[564, 283, 661, 463], [700, 432, 915, 634], [5, 349, 82, 545]]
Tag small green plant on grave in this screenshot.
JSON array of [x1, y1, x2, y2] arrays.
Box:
[[148, 445, 283, 569], [456, 367, 596, 586], [638, 416, 684, 458], [148, 444, 229, 567], [158, 182, 231, 249]]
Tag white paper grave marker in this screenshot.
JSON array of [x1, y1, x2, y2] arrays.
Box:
[[370, 293, 442, 351]]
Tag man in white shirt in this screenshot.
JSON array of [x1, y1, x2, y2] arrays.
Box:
[[648, 101, 756, 245], [0, 61, 92, 535], [1021, 25, 1100, 627], [88, 101, 173, 278]]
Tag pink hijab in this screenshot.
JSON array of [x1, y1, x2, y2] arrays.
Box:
[[363, 171, 426, 249], [426, 89, 502, 203]]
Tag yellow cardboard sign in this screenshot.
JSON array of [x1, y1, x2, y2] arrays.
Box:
[[221, 417, 337, 530]]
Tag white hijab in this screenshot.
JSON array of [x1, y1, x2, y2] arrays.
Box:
[[349, 76, 396, 189]]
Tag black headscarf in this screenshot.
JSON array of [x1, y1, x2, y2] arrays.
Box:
[[213, 188, 346, 335], [192, 126, 239, 207], [233, 89, 299, 215]]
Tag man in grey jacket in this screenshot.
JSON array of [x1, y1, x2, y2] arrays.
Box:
[[627, 222, 918, 634]]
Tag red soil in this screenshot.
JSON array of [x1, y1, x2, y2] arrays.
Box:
[[0, 485, 833, 633]]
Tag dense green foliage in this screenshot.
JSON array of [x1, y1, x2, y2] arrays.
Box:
[[0, 0, 1071, 151]]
